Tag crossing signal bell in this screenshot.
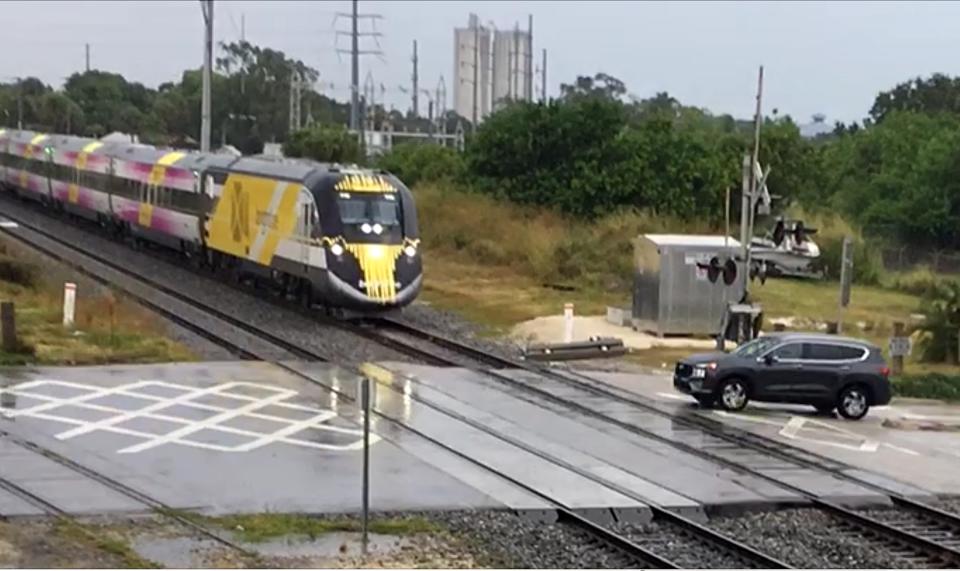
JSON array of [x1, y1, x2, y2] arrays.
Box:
[[699, 256, 738, 286]]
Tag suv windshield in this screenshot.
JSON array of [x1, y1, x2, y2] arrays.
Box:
[[733, 336, 781, 357]]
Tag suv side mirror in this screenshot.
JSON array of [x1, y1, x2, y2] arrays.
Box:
[[763, 354, 777, 366]]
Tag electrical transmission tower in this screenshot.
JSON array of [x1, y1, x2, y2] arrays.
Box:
[[435, 76, 447, 134], [411, 40, 418, 117], [289, 69, 303, 133], [363, 70, 376, 133], [334, 0, 384, 140]]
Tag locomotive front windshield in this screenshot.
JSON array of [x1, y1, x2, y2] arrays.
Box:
[[337, 192, 403, 240]]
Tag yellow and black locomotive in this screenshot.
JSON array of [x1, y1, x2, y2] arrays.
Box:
[[0, 128, 422, 313]]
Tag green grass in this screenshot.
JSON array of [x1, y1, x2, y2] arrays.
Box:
[[0, 238, 194, 365], [206, 513, 442, 544], [53, 518, 161, 569]]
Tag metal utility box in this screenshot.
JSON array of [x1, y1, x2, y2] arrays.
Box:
[[632, 234, 745, 336]]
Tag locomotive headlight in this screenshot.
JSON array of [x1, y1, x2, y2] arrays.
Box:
[[403, 245, 417, 258], [361, 223, 372, 234], [330, 243, 344, 257], [372, 223, 383, 235]]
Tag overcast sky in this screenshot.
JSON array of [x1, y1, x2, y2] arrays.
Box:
[[3, 0, 960, 123]]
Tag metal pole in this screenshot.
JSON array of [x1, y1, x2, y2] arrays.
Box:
[[350, 0, 360, 132], [85, 43, 90, 72], [411, 40, 418, 117], [541, 49, 547, 103], [361, 376, 371, 556], [742, 65, 764, 298], [527, 14, 533, 101], [16, 79, 23, 130], [200, 0, 213, 153], [472, 21, 479, 130]]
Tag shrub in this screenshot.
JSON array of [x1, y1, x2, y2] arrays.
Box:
[[915, 280, 960, 362], [283, 125, 363, 164], [893, 373, 960, 401], [787, 206, 883, 285], [376, 143, 465, 187], [886, 266, 953, 297]]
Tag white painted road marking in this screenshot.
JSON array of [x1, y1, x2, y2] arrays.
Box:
[[0, 221, 18, 228], [0, 379, 379, 454]]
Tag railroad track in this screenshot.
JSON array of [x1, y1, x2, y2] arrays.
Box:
[[0, 205, 769, 569], [364, 317, 960, 568], [0, 429, 253, 557]]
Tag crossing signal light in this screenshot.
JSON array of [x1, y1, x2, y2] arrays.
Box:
[[698, 256, 738, 285]]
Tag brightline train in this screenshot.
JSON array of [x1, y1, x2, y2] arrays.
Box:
[[0, 129, 422, 314]]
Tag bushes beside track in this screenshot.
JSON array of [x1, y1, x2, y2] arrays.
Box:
[[892, 373, 960, 402]]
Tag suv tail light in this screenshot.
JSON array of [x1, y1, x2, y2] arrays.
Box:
[[880, 366, 890, 378]]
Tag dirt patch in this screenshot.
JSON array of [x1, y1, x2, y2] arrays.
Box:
[[881, 417, 960, 432], [0, 518, 142, 568]]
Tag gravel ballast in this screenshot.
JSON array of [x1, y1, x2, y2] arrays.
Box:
[[708, 508, 913, 569], [610, 520, 755, 568], [433, 510, 647, 568]]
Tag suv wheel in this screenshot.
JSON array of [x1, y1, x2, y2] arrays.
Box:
[[718, 378, 749, 411], [837, 385, 870, 420]]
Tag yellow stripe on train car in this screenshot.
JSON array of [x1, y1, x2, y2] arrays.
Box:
[[76, 141, 103, 171], [147, 151, 186, 186]]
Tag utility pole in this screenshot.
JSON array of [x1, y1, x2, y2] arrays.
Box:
[[436, 76, 446, 134], [85, 43, 90, 72], [289, 69, 302, 134], [241, 13, 245, 41], [363, 71, 376, 133], [527, 15, 533, 101], [16, 79, 23, 130], [512, 23, 520, 101], [742, 65, 764, 296], [541, 49, 547, 103], [200, 0, 214, 154], [335, 1, 383, 142], [411, 40, 418, 117], [350, 0, 359, 132], [472, 18, 479, 130]]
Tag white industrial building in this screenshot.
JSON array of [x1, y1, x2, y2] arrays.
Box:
[[453, 13, 533, 124]]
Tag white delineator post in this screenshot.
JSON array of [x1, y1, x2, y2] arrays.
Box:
[[63, 282, 77, 328], [563, 303, 574, 343]]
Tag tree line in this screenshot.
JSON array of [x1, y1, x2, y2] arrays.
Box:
[[3, 40, 960, 251]]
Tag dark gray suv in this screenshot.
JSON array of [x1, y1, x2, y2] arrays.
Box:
[[673, 333, 891, 420]]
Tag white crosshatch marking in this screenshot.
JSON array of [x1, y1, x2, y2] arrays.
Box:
[[0, 379, 380, 454]]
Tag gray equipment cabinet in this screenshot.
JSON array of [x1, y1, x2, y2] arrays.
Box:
[[632, 234, 745, 336]]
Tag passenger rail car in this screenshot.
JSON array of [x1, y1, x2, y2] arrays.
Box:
[[0, 128, 422, 314]]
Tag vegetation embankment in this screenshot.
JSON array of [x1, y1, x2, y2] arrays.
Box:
[[0, 238, 192, 366]]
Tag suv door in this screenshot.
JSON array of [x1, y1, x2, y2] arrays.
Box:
[[795, 343, 858, 400], [754, 342, 804, 401]]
